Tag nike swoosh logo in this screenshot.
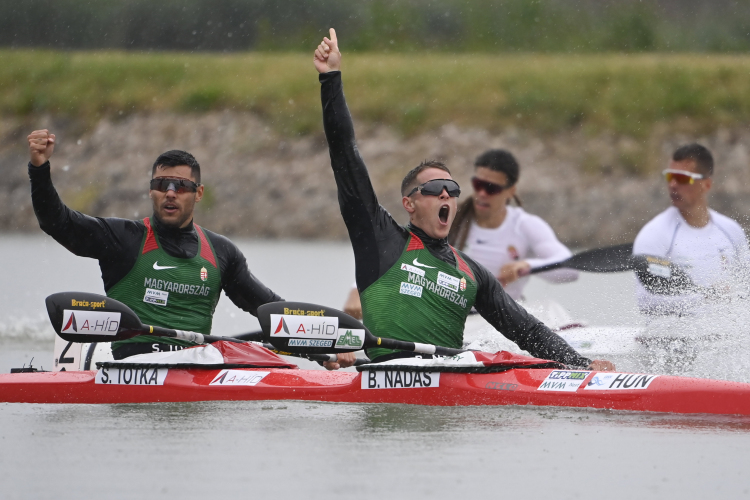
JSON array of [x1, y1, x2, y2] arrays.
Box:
[[412, 258, 436, 269], [153, 262, 177, 270]]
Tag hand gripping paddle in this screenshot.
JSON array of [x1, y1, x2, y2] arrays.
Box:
[[257, 301, 466, 357]]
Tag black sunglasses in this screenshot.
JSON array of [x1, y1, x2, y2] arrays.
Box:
[[150, 177, 201, 194], [471, 177, 509, 195], [407, 179, 461, 198]]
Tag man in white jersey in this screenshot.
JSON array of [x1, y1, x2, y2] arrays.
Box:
[[633, 143, 749, 316]]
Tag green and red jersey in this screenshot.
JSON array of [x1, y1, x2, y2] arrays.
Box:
[[321, 71, 591, 367]]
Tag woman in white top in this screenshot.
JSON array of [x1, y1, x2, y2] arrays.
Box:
[[343, 149, 577, 318], [449, 149, 578, 301]]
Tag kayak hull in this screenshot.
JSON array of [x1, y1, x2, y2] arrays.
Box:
[[2, 368, 750, 416]]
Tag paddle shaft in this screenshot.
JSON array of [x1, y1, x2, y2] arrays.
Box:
[[367, 334, 465, 357], [247, 317, 466, 357], [148, 325, 244, 344], [530, 261, 576, 274]]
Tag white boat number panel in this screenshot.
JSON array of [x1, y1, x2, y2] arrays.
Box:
[[361, 370, 440, 389], [52, 335, 82, 372], [95, 367, 167, 385]]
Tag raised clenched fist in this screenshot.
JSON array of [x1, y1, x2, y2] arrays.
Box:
[[28, 129, 56, 167]]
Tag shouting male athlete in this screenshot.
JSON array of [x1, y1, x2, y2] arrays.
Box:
[[314, 30, 614, 370], [28, 130, 283, 359], [634, 144, 749, 315]]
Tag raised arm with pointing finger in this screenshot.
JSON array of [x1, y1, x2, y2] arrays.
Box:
[[315, 29, 614, 371]]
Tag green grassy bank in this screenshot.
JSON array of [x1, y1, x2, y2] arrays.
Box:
[[3, 50, 750, 138]]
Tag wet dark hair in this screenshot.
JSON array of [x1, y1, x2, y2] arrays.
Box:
[[474, 149, 521, 187], [401, 160, 452, 196], [152, 150, 201, 183], [673, 143, 713, 177]]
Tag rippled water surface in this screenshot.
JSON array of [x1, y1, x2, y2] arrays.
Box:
[[3, 400, 750, 500], [2, 235, 750, 499]]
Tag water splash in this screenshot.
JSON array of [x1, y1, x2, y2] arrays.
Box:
[[463, 291, 750, 383], [0, 315, 55, 343]]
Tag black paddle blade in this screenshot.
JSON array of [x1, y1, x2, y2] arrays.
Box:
[[257, 301, 370, 354], [631, 255, 699, 294], [45, 292, 145, 343], [530, 243, 635, 274], [566, 243, 635, 272]]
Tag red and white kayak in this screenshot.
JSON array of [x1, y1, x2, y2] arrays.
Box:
[[3, 341, 750, 416]]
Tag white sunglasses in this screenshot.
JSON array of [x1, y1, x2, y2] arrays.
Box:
[[662, 169, 704, 185]]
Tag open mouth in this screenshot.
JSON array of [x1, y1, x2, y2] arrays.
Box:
[[163, 202, 179, 215], [438, 205, 450, 225]]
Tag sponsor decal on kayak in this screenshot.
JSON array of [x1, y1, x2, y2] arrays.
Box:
[[288, 339, 334, 347], [399, 282, 423, 298], [335, 329, 365, 349], [143, 288, 169, 306], [400, 262, 425, 277], [584, 373, 658, 391], [209, 370, 270, 386], [61, 310, 121, 335], [485, 381, 518, 391], [361, 370, 440, 389], [437, 271, 460, 292], [95, 367, 167, 385], [537, 370, 591, 392], [270, 314, 338, 339]]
